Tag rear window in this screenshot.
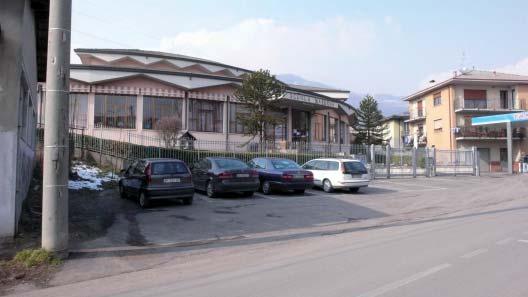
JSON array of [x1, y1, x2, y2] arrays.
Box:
[[343, 161, 367, 174], [271, 159, 299, 169], [214, 159, 248, 169], [152, 162, 189, 175]]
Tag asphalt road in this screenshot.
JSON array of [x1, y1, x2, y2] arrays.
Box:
[[14, 196, 528, 297]]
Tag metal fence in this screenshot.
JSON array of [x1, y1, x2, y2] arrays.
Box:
[[36, 127, 479, 178]]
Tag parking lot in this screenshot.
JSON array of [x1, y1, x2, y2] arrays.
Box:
[[68, 173, 527, 253]]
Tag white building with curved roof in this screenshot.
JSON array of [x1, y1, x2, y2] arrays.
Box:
[[39, 48, 353, 147]]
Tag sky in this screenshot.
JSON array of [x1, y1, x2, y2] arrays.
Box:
[[71, 0, 528, 96]]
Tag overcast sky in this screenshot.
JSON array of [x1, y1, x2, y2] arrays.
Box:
[[72, 0, 528, 95]]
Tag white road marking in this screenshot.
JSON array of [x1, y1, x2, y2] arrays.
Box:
[[496, 238, 514, 245], [373, 180, 446, 190], [460, 248, 488, 259], [356, 263, 452, 297], [517, 239, 528, 244], [313, 220, 349, 227]]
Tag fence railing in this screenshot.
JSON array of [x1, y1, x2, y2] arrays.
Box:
[[36, 127, 480, 178]]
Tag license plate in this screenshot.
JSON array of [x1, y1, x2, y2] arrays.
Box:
[[294, 174, 304, 179], [164, 178, 180, 183], [237, 173, 249, 178], [351, 174, 362, 178]]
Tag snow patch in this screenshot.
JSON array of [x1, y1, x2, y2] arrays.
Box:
[[69, 162, 119, 191]]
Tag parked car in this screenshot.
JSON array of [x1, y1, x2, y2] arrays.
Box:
[[248, 158, 313, 195], [191, 157, 259, 197], [119, 158, 194, 208], [302, 158, 370, 193]]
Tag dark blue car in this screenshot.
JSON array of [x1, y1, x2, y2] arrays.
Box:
[[248, 158, 314, 195]]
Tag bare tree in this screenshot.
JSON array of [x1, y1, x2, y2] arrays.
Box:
[[154, 116, 181, 147]]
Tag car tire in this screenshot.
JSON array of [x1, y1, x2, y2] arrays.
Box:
[[242, 191, 254, 197], [118, 183, 127, 198], [349, 187, 359, 193], [139, 192, 150, 208], [294, 189, 305, 194], [182, 196, 193, 205], [323, 179, 334, 193], [261, 181, 272, 195], [206, 181, 216, 198]]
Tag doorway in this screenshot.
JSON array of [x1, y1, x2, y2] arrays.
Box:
[[477, 148, 490, 172]]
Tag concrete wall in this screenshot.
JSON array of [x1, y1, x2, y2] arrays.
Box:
[[0, 0, 39, 238]]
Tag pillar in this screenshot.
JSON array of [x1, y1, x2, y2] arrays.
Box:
[[223, 96, 230, 150], [136, 94, 143, 132], [507, 121, 513, 174], [287, 106, 293, 143], [86, 91, 95, 132], [182, 92, 188, 130]]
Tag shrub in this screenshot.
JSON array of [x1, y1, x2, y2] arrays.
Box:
[[13, 249, 61, 267]]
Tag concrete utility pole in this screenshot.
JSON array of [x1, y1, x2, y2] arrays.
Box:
[[42, 0, 72, 257]]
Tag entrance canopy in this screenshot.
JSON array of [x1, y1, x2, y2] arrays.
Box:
[[471, 111, 528, 174]]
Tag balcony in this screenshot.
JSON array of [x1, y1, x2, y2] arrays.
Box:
[[402, 132, 427, 147], [405, 109, 426, 122], [454, 98, 527, 113], [455, 126, 525, 140]]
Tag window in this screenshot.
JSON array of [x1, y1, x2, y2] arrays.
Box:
[[463, 89, 487, 109], [229, 103, 250, 134], [500, 90, 508, 109], [214, 158, 248, 169], [292, 110, 310, 141], [313, 113, 327, 142], [69, 93, 88, 128], [143, 96, 183, 130], [329, 117, 338, 143], [271, 159, 300, 169], [264, 109, 287, 140], [434, 119, 443, 132], [94, 94, 137, 128], [433, 92, 442, 106], [302, 160, 316, 169], [314, 161, 328, 170], [256, 159, 267, 169], [340, 121, 346, 144], [152, 162, 188, 175], [188, 99, 223, 132], [343, 162, 368, 174], [327, 161, 339, 171]]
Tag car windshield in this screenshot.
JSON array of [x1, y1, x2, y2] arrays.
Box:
[[152, 162, 188, 175], [343, 161, 368, 174], [214, 159, 248, 169], [271, 159, 300, 169]]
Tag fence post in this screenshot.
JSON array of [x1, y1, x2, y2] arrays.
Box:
[[412, 147, 417, 178], [370, 144, 376, 179], [385, 144, 391, 179], [472, 146, 480, 176], [425, 148, 430, 177], [432, 147, 436, 177]]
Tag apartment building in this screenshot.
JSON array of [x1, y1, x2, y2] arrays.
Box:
[[382, 115, 409, 148], [404, 69, 528, 172]]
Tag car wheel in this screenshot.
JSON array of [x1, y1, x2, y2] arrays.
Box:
[[118, 183, 127, 198], [323, 179, 334, 193], [294, 189, 305, 194], [139, 192, 150, 208], [182, 196, 193, 205], [206, 181, 216, 198], [261, 181, 272, 195], [349, 187, 359, 193]]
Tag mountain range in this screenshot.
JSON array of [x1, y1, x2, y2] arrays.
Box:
[[277, 74, 408, 116]]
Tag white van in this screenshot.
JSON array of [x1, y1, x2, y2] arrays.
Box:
[[302, 158, 370, 193]]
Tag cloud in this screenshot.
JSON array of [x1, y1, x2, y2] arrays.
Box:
[[159, 17, 377, 84], [496, 58, 528, 75]]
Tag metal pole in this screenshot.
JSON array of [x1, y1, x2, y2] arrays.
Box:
[[42, 0, 72, 257], [472, 146, 477, 176], [370, 144, 376, 179], [425, 148, 430, 177], [507, 121, 513, 174], [385, 144, 391, 179], [412, 147, 417, 178], [432, 147, 437, 177]]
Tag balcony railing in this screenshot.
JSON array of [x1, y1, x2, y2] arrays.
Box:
[[406, 109, 426, 121], [455, 126, 525, 139], [402, 132, 427, 146], [455, 98, 527, 111]]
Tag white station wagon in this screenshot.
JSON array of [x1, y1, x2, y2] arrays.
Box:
[[301, 158, 370, 193]]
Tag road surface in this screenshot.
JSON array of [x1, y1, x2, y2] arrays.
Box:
[[14, 201, 528, 297]]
